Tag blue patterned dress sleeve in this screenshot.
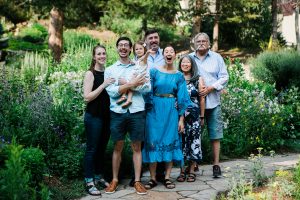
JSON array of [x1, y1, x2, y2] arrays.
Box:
[[177, 72, 192, 115]]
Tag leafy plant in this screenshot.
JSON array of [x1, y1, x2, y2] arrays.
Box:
[[63, 30, 98, 53], [221, 58, 300, 156], [49, 141, 84, 179], [295, 159, 300, 199], [250, 49, 300, 90], [248, 148, 267, 187], [227, 165, 253, 199], [22, 147, 46, 186], [19, 23, 48, 43], [0, 140, 32, 200]]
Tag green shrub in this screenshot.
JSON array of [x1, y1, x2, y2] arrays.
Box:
[[19, 23, 48, 43], [22, 147, 46, 186], [250, 50, 300, 90], [100, 15, 142, 41], [221, 58, 300, 156], [49, 141, 84, 179], [0, 140, 32, 200], [8, 37, 48, 51], [55, 41, 118, 72], [295, 159, 300, 199], [63, 30, 98, 52], [21, 51, 49, 85], [0, 140, 51, 200]]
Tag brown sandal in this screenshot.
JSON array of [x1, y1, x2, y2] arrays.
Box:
[[187, 173, 196, 182], [164, 179, 175, 189], [176, 172, 186, 182], [144, 179, 157, 190]]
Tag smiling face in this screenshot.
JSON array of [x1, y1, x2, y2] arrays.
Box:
[[163, 46, 176, 65], [194, 34, 210, 55], [134, 43, 145, 58], [180, 57, 192, 73], [94, 47, 106, 66], [145, 32, 160, 51], [117, 40, 131, 59]]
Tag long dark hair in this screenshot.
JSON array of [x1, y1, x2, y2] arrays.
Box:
[[89, 44, 106, 73], [178, 55, 199, 82]]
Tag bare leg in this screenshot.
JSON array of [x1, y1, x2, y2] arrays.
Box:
[[189, 161, 196, 174], [164, 162, 175, 189], [149, 162, 157, 181], [211, 140, 220, 165], [116, 93, 127, 104], [165, 162, 173, 180], [187, 161, 197, 182], [112, 141, 124, 182], [122, 90, 133, 108], [131, 141, 142, 182]]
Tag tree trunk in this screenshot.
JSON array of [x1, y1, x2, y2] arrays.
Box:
[[271, 0, 278, 40], [212, 0, 220, 51], [49, 7, 63, 63], [192, 0, 204, 38], [296, 2, 300, 51]]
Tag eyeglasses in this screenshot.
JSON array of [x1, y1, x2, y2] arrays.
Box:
[[117, 43, 130, 48]]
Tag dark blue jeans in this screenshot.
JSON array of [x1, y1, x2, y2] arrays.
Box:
[[84, 112, 110, 179]]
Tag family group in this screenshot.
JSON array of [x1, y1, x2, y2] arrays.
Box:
[[82, 29, 229, 196]]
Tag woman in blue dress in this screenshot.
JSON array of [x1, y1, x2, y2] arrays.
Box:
[[142, 45, 191, 189]]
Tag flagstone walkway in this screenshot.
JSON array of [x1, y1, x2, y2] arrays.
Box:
[[80, 153, 299, 200]]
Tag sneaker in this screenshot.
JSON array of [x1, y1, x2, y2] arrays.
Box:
[[213, 165, 222, 178], [105, 180, 118, 194], [134, 181, 147, 195]]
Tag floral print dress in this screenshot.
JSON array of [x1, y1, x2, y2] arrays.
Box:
[[182, 79, 202, 163]]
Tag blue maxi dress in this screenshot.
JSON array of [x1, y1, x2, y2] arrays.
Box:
[[142, 68, 191, 163]]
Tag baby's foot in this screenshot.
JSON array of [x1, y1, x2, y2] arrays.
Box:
[[116, 96, 127, 104], [121, 101, 132, 108]]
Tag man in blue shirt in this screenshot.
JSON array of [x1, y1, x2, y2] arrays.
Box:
[[143, 29, 168, 184], [104, 37, 150, 195], [144, 29, 165, 68], [189, 32, 229, 178]]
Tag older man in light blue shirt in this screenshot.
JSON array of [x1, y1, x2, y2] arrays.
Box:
[[189, 32, 229, 178], [104, 37, 149, 195]]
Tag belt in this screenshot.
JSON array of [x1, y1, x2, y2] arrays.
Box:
[[154, 93, 175, 98]]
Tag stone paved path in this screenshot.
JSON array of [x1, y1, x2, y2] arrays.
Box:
[[80, 153, 299, 200]]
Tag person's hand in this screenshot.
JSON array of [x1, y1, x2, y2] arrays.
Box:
[[130, 72, 146, 87], [199, 86, 214, 97], [147, 48, 156, 54], [118, 77, 128, 85], [178, 119, 184, 134], [149, 47, 158, 53], [103, 77, 115, 88]]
